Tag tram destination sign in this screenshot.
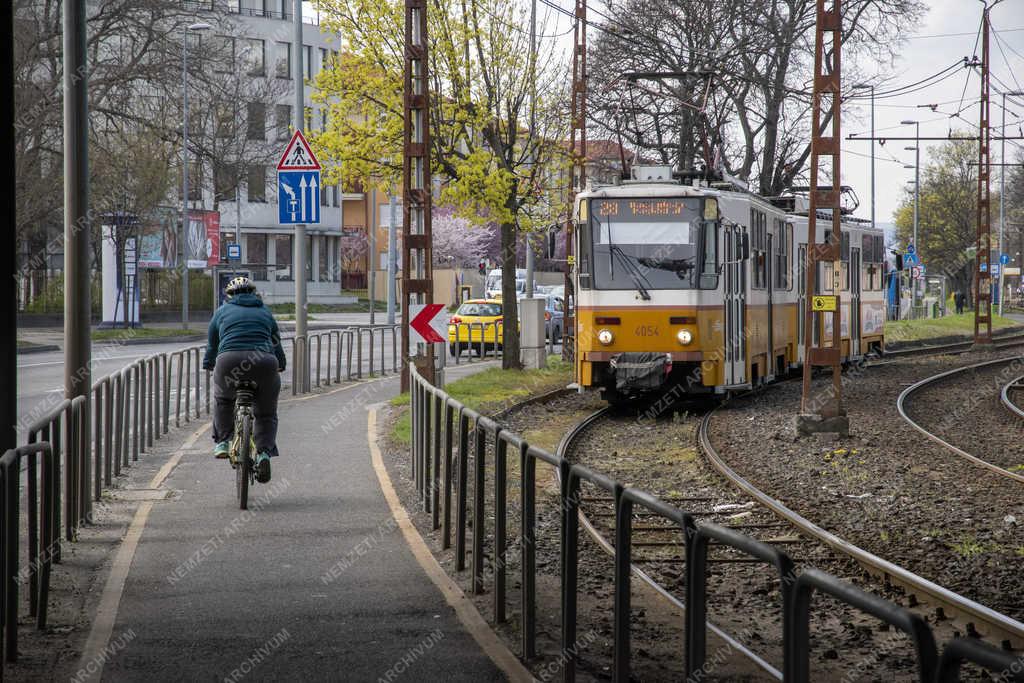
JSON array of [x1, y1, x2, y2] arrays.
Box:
[[594, 198, 697, 219]]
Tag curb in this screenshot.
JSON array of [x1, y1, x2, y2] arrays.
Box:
[[16, 344, 61, 355], [93, 335, 207, 347]]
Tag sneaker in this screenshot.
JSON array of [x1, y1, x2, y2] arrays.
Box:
[[255, 453, 272, 483], [214, 441, 230, 459]]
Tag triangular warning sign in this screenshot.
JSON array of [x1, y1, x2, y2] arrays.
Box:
[[277, 130, 321, 170]]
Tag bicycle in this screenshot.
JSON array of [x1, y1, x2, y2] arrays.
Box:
[[229, 380, 258, 510]]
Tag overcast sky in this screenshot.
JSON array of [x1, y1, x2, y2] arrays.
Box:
[[843, 0, 1024, 229]]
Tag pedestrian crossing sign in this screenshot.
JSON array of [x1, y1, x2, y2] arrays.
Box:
[[277, 130, 321, 171]]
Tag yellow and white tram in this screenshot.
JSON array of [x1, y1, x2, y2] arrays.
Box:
[[571, 167, 886, 403]]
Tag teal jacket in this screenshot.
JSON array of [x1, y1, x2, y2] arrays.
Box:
[[203, 293, 286, 371]]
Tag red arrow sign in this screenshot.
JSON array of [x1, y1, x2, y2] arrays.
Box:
[[409, 303, 447, 344]]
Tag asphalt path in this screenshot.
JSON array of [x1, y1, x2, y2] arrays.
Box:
[[97, 363, 506, 681]]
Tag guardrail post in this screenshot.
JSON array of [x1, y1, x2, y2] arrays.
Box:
[[411, 377, 419, 486], [442, 403, 455, 547], [3, 452, 17, 663], [93, 385, 102, 502], [379, 327, 386, 375], [391, 326, 398, 373], [421, 387, 431, 508], [520, 443, 536, 660], [368, 329, 376, 377], [132, 364, 140, 461], [561, 466, 580, 683], [38, 445, 55, 629], [325, 333, 332, 386], [335, 331, 343, 383], [613, 491, 632, 681], [138, 361, 147, 455], [494, 433, 507, 623], [431, 392, 442, 524], [472, 421, 486, 595], [205, 368, 211, 416], [104, 380, 113, 487], [345, 331, 354, 381], [455, 409, 469, 570], [162, 354, 170, 434], [174, 354, 183, 427], [193, 348, 201, 419], [356, 329, 363, 379], [62, 401, 75, 541], [183, 351, 192, 422]]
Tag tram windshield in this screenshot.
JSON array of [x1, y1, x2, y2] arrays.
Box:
[[587, 197, 708, 290]]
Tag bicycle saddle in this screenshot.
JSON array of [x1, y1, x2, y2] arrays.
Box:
[[232, 379, 259, 391]]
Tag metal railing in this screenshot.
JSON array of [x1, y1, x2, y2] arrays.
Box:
[[3, 324, 402, 674], [447, 321, 504, 364], [408, 364, 1024, 683]]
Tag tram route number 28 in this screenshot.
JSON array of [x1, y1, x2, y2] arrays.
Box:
[[635, 324, 660, 336]]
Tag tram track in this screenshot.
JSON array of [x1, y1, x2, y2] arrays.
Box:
[[550, 395, 1024, 675], [897, 355, 1024, 483], [1000, 373, 1024, 421]]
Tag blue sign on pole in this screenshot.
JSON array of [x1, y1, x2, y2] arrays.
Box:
[[227, 243, 241, 261], [1001, 253, 1010, 265], [277, 170, 321, 225]]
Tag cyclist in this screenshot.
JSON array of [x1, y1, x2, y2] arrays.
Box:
[[202, 276, 286, 483]]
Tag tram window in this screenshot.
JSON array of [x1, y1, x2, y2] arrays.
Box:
[[774, 220, 791, 290], [750, 208, 768, 289], [699, 222, 718, 289]]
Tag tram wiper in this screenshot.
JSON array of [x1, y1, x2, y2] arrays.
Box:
[[604, 216, 651, 300], [637, 256, 695, 280], [610, 244, 652, 300]]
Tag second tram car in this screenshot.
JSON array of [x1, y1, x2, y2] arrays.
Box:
[[571, 166, 886, 404]]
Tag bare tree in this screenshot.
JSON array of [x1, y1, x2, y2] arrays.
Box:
[[588, 0, 926, 195]]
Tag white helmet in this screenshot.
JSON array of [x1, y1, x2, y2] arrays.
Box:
[[225, 276, 256, 297]]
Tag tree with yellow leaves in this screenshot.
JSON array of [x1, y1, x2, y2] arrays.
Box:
[[311, 0, 568, 368]]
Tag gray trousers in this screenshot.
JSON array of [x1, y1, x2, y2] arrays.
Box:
[[212, 350, 281, 456]]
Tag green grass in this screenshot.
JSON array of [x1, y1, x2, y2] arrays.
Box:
[[17, 339, 43, 349], [884, 311, 1018, 343], [390, 356, 573, 446], [91, 327, 201, 342]]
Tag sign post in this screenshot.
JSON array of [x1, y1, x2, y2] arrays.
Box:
[[277, 127, 320, 391]]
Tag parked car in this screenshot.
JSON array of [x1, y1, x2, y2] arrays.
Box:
[[447, 299, 503, 356]]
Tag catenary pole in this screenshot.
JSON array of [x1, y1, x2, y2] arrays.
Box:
[[3, 0, 16, 451]]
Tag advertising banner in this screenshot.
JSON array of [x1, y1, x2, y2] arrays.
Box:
[[137, 208, 220, 269]]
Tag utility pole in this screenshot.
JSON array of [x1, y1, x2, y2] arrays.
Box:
[[369, 187, 376, 324], [565, 0, 587, 365], [999, 91, 1024, 317], [293, 0, 309, 384], [798, 0, 847, 437], [901, 119, 920, 310], [975, 4, 993, 344], [3, 0, 16, 452], [65, 0, 91, 416], [387, 193, 397, 324], [525, 0, 537, 300], [401, 0, 435, 390]]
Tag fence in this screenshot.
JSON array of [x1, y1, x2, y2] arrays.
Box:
[[1, 323, 400, 675], [407, 364, 1024, 683]]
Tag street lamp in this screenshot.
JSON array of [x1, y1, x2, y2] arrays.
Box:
[[852, 84, 876, 229], [901, 120, 920, 255], [999, 91, 1024, 316], [181, 21, 211, 330]]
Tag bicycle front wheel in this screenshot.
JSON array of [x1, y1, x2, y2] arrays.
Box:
[[237, 412, 252, 510]]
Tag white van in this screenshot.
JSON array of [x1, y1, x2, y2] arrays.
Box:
[[485, 268, 528, 299]]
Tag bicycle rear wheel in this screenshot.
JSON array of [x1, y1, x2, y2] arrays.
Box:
[[237, 412, 253, 510]]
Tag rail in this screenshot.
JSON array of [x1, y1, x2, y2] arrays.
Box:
[[896, 356, 1024, 485], [408, 364, 1024, 682], [2, 324, 400, 674], [1000, 373, 1024, 421]]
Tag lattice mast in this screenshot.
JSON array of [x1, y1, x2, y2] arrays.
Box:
[[564, 0, 586, 364], [974, 7, 993, 344], [800, 0, 845, 419], [401, 0, 435, 390]]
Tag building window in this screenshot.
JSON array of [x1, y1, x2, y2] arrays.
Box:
[[303, 44, 313, 79], [247, 102, 266, 141], [213, 35, 235, 73], [275, 234, 292, 281], [247, 234, 268, 281], [318, 236, 330, 281], [275, 42, 291, 78], [275, 104, 291, 141], [240, 38, 265, 76], [247, 165, 266, 203], [215, 102, 234, 138], [214, 163, 238, 203], [319, 47, 329, 72]]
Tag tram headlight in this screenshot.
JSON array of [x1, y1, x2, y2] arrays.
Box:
[[597, 329, 614, 345], [676, 329, 693, 345]]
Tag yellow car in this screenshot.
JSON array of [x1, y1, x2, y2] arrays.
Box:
[[448, 299, 505, 357]]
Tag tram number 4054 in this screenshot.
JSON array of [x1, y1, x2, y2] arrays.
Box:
[[635, 325, 660, 336]]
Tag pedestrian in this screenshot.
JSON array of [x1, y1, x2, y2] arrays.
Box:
[[955, 290, 965, 315]]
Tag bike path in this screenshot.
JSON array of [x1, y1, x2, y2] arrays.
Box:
[[97, 366, 507, 681]]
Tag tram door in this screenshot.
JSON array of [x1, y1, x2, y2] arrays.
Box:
[[724, 225, 747, 386], [797, 245, 806, 362], [850, 247, 862, 357]]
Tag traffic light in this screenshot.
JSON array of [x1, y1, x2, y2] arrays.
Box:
[[478, 260, 486, 276]]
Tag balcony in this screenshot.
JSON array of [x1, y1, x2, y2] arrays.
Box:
[[182, 1, 320, 25]]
